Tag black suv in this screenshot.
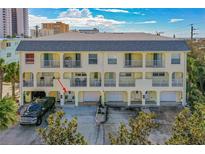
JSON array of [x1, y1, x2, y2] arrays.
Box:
[[20, 97, 55, 126]]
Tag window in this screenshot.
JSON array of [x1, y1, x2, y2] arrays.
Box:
[[25, 53, 34, 64], [108, 55, 117, 64], [7, 52, 11, 57], [120, 72, 132, 77], [6, 42, 11, 47], [153, 72, 165, 77], [89, 54, 97, 64], [171, 53, 180, 64]]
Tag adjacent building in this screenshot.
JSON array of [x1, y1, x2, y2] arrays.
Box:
[[0, 38, 20, 63], [31, 22, 69, 38], [16, 32, 189, 107], [0, 8, 28, 38]]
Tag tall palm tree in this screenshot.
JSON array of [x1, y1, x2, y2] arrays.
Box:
[[4, 62, 19, 99], [0, 58, 6, 99]]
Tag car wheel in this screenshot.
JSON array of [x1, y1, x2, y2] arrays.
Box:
[[36, 117, 42, 126]]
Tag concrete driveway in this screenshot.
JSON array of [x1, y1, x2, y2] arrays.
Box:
[[0, 106, 181, 145]]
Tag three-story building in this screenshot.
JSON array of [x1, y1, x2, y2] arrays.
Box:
[[16, 32, 189, 107]]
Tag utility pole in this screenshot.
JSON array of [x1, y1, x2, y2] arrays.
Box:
[[35, 25, 39, 38], [190, 24, 198, 40]]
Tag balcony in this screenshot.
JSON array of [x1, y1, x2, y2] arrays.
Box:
[[23, 80, 33, 87], [64, 60, 81, 68], [70, 78, 87, 87], [104, 79, 116, 87], [119, 78, 135, 87], [90, 79, 101, 87], [146, 60, 165, 68], [172, 79, 183, 87], [124, 60, 142, 67], [41, 60, 60, 68], [152, 78, 169, 87]]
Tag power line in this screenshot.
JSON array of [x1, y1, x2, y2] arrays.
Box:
[[190, 24, 199, 40]]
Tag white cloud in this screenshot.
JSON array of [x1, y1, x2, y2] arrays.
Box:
[[169, 18, 184, 23], [95, 9, 129, 13], [59, 8, 92, 18], [135, 20, 157, 24], [29, 9, 125, 30]]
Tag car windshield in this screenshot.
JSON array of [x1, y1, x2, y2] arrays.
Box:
[[27, 104, 41, 112]]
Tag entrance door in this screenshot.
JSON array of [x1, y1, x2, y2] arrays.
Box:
[[160, 92, 177, 102], [106, 92, 124, 102], [83, 92, 100, 102]]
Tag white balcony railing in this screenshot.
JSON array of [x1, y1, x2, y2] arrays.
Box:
[[64, 60, 81, 68], [90, 79, 101, 87], [37, 81, 53, 87], [119, 78, 135, 87], [172, 79, 183, 87], [146, 60, 165, 68], [23, 80, 33, 87], [41, 60, 60, 68], [104, 79, 116, 87], [124, 60, 142, 67], [152, 78, 169, 87], [70, 78, 87, 87]]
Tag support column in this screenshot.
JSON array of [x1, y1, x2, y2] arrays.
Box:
[[142, 53, 146, 68], [61, 53, 64, 68], [116, 72, 119, 87], [101, 91, 105, 106], [75, 91, 78, 106], [87, 72, 90, 87], [169, 72, 172, 87], [142, 90, 146, 105], [157, 91, 160, 106], [127, 91, 131, 106], [33, 72, 37, 88], [60, 91, 65, 106]]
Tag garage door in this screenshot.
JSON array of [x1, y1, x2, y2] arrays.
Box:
[[160, 92, 177, 102], [106, 92, 124, 102], [83, 92, 100, 102]]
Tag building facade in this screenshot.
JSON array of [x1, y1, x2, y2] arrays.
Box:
[[0, 8, 12, 38], [17, 33, 189, 107], [0, 8, 28, 38], [0, 38, 20, 63]]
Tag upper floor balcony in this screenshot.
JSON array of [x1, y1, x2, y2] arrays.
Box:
[[23, 72, 33, 87], [172, 72, 183, 87], [41, 53, 60, 68], [145, 53, 165, 68], [63, 53, 81, 68], [104, 72, 116, 87], [124, 53, 143, 67], [36, 72, 60, 87], [70, 72, 87, 87]]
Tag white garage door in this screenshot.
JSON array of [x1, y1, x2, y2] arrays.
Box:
[[107, 92, 123, 102], [83, 92, 100, 102], [160, 92, 177, 102]]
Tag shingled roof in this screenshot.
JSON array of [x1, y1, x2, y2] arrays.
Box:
[[16, 40, 189, 52]]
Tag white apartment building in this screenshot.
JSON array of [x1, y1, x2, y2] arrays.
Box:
[[0, 8, 28, 38], [16, 32, 190, 107]]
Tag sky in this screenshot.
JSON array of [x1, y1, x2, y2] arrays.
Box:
[[29, 8, 205, 38]]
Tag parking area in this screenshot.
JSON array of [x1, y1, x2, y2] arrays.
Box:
[[0, 106, 182, 145]]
